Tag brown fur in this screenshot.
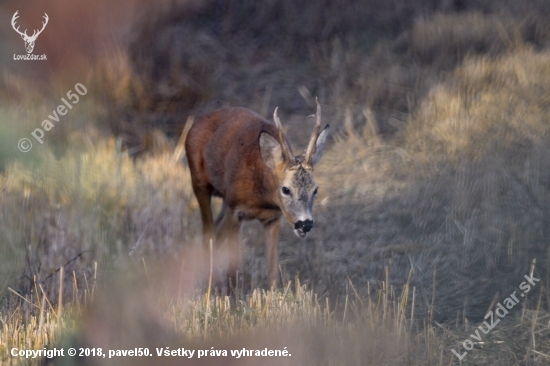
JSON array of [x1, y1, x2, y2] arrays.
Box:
[[185, 108, 284, 286], [185, 105, 328, 287]]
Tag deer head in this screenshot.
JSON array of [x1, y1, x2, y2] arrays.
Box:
[[259, 98, 330, 237], [12, 11, 49, 54]]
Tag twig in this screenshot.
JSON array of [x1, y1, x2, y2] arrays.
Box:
[[42, 250, 92, 283]]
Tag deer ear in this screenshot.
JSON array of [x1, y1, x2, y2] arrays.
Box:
[[311, 125, 330, 166], [259, 132, 284, 170]]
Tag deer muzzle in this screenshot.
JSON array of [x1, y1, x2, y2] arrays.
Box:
[[294, 219, 313, 238]]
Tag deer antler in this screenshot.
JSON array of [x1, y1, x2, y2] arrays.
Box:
[[11, 11, 28, 38], [12, 11, 48, 41], [273, 107, 293, 163], [29, 13, 49, 40], [304, 97, 322, 165]]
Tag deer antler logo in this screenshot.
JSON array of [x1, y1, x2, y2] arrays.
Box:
[[11, 11, 49, 54]]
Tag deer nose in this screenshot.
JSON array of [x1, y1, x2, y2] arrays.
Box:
[[295, 219, 313, 233]]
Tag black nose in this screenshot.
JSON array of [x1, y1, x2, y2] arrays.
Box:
[[295, 219, 313, 233]]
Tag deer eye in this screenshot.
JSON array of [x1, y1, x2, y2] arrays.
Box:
[[282, 187, 291, 196], [313, 188, 318, 195]]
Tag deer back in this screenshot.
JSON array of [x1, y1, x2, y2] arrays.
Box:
[[186, 107, 282, 218]]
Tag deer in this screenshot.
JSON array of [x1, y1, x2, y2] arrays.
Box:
[[185, 99, 329, 288], [11, 11, 49, 54]]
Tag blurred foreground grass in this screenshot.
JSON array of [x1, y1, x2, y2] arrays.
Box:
[[2, 267, 549, 365], [2, 0, 550, 364]]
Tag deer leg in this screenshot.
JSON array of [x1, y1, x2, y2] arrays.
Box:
[[214, 200, 227, 229], [193, 186, 215, 247], [264, 218, 281, 288], [216, 206, 241, 290]]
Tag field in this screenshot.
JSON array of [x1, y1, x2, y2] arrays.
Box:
[[1, 0, 550, 365]]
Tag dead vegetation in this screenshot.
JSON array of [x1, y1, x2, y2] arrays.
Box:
[[2, 0, 550, 364]]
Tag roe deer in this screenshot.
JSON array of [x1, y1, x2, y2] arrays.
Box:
[[185, 100, 329, 287]]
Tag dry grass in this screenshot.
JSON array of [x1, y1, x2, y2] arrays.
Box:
[[0, 258, 446, 366], [2, 262, 550, 365], [411, 12, 523, 68], [2, 0, 550, 365], [0, 137, 198, 302], [407, 47, 550, 163]]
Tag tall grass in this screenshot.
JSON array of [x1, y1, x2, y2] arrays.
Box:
[[2, 0, 550, 365], [2, 261, 549, 365], [0, 260, 440, 366]]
